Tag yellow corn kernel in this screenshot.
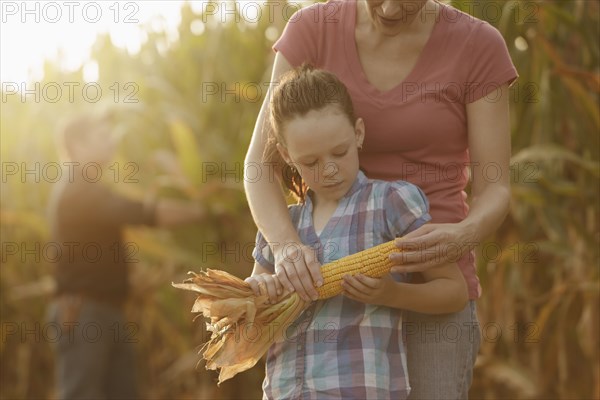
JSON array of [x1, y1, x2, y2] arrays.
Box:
[[317, 240, 399, 299]]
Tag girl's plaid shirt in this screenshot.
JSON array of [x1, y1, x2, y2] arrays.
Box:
[[253, 170, 431, 400]]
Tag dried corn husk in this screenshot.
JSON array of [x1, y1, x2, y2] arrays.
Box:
[[173, 269, 308, 384]]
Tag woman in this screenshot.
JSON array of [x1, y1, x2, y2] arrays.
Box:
[[244, 0, 518, 398]]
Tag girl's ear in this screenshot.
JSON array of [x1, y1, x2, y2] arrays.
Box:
[[355, 118, 365, 148], [276, 143, 292, 165]]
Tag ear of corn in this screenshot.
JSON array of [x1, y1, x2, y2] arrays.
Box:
[[173, 239, 399, 384], [317, 240, 398, 299]]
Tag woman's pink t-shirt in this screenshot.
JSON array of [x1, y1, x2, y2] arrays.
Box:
[[273, 0, 519, 299]]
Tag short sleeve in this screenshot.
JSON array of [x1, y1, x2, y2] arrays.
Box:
[[252, 230, 275, 273], [383, 182, 432, 238], [272, 3, 320, 67], [464, 21, 519, 103], [252, 205, 305, 272]]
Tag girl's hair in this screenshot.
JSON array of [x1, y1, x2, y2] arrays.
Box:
[[264, 64, 356, 202]]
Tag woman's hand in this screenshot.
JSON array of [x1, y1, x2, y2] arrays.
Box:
[[244, 273, 283, 304], [390, 222, 477, 274], [273, 243, 322, 302], [341, 273, 396, 307]]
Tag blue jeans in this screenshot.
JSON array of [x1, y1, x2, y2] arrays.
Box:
[[404, 301, 481, 400], [47, 297, 138, 400]]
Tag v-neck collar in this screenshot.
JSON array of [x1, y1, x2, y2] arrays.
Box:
[[345, 0, 447, 99]]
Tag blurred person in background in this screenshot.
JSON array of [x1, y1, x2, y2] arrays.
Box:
[[46, 111, 204, 400]]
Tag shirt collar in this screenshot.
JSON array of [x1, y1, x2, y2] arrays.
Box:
[[345, 170, 368, 199], [305, 170, 368, 208]]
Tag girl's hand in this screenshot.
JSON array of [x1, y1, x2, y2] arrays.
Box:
[[390, 223, 477, 274], [341, 273, 395, 307], [244, 273, 283, 304]]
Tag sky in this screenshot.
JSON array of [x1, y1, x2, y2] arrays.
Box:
[[0, 1, 195, 84]]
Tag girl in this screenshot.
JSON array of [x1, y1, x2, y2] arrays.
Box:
[[245, 65, 468, 399]]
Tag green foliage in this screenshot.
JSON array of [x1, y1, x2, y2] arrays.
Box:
[[451, 1, 599, 398]]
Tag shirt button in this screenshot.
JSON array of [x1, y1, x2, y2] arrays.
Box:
[[297, 345, 302, 350], [305, 310, 312, 317]]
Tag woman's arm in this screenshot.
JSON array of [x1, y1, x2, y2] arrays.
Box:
[[463, 82, 512, 241], [243, 52, 322, 301], [391, 83, 512, 273], [342, 262, 468, 314]]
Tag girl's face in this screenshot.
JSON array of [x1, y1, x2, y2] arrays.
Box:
[[363, 0, 430, 35], [277, 105, 365, 204]]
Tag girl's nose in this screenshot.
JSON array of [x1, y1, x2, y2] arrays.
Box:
[[322, 161, 339, 179]]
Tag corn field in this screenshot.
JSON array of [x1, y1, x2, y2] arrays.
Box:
[[0, 1, 598, 399]]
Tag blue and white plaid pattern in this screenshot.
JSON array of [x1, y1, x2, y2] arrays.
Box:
[[253, 171, 431, 399]]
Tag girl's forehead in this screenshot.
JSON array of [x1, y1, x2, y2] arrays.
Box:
[[286, 106, 352, 130], [284, 111, 355, 156]]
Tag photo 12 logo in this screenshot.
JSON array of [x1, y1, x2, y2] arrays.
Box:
[[198, 1, 341, 24], [1, 321, 139, 344], [1, 162, 139, 184], [1, 2, 140, 24], [2, 82, 139, 104], [1, 241, 140, 264]]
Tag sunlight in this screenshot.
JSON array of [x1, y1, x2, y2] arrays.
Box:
[[0, 1, 185, 84]]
